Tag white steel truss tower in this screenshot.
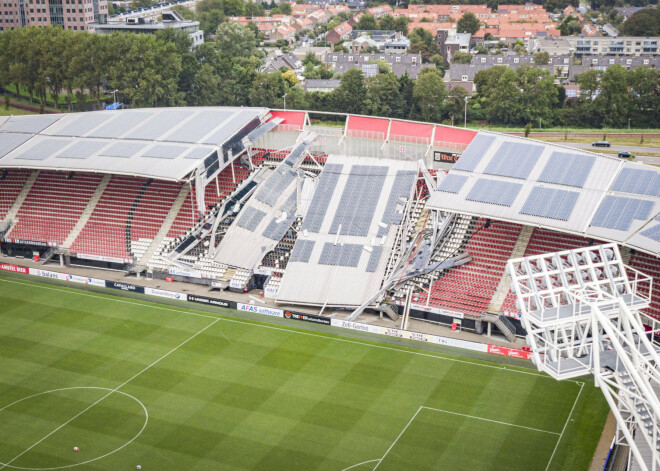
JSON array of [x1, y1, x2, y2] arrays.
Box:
[[507, 243, 658, 471]]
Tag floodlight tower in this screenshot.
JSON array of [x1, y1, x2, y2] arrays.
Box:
[[507, 244, 659, 471]]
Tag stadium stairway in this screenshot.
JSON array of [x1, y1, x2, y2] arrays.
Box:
[[136, 185, 190, 268], [61, 174, 111, 248], [486, 225, 534, 314], [3, 170, 39, 224]]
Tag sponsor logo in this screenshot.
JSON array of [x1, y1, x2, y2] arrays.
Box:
[[237, 303, 283, 317], [4, 238, 49, 247], [0, 263, 29, 274], [284, 311, 331, 325], [35, 269, 66, 280], [408, 332, 430, 342], [384, 328, 403, 338], [145, 287, 185, 301], [187, 295, 230, 308], [105, 281, 144, 293], [168, 268, 202, 278], [337, 320, 369, 332]]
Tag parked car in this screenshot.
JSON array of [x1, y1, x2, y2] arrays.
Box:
[[618, 151, 634, 159], [592, 140, 611, 147]]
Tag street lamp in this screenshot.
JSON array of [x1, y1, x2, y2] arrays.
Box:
[[112, 89, 118, 104], [283, 93, 287, 110], [464, 96, 468, 128]]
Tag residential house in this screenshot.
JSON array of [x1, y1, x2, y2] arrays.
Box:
[[323, 52, 429, 78], [327, 21, 353, 44], [304, 79, 341, 92]]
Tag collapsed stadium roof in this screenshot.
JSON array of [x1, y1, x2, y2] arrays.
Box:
[[426, 131, 660, 257], [0, 107, 268, 181]]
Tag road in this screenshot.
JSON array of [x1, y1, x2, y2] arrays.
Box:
[[558, 142, 660, 165]]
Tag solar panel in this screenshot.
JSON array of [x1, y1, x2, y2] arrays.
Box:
[[366, 246, 383, 272], [53, 113, 112, 137], [302, 164, 343, 233], [0, 133, 32, 158], [465, 178, 522, 207], [167, 110, 233, 144], [87, 112, 151, 139], [590, 195, 654, 231], [318, 242, 363, 267], [282, 139, 311, 168], [330, 165, 387, 236], [236, 206, 267, 232], [537, 151, 595, 188], [126, 110, 193, 141], [483, 141, 544, 180], [263, 214, 295, 241], [452, 134, 496, 172], [204, 110, 259, 145], [255, 170, 296, 207], [612, 168, 660, 197], [640, 224, 660, 242], [246, 120, 278, 143], [437, 174, 468, 194], [378, 170, 416, 236], [101, 142, 148, 158], [1, 115, 63, 134], [14, 139, 69, 160], [183, 147, 213, 160], [520, 186, 579, 221], [142, 145, 188, 160], [56, 141, 108, 159], [289, 240, 315, 263]]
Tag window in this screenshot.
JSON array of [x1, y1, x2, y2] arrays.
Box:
[[644, 59, 649, 65], [609, 59, 614, 64], [564, 58, 568, 64], [514, 57, 519, 63], [461, 74, 468, 81], [627, 59, 632, 64], [396, 56, 400, 62], [480, 57, 486, 63], [497, 57, 502, 63], [592, 58, 598, 64]]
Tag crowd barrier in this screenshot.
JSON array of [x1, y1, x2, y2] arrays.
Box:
[[0, 263, 532, 361]]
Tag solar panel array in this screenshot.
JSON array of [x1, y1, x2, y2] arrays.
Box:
[[520, 186, 579, 221], [168, 110, 233, 144], [378, 170, 416, 237], [0, 133, 32, 158], [246, 120, 278, 143], [53, 113, 111, 137], [483, 141, 544, 180], [56, 141, 108, 159], [236, 206, 267, 232], [437, 174, 468, 194], [289, 240, 315, 263], [15, 139, 69, 160], [282, 140, 311, 168], [466, 178, 522, 207], [142, 145, 188, 160], [126, 110, 192, 141], [329, 165, 387, 236], [641, 224, 660, 242], [538, 152, 595, 188], [262, 193, 298, 241], [255, 170, 296, 207], [1, 115, 62, 134], [183, 147, 213, 160], [612, 168, 660, 197], [318, 243, 363, 267], [591, 195, 654, 231], [101, 142, 148, 158], [205, 110, 259, 145], [87, 112, 150, 139], [452, 134, 496, 172], [365, 246, 383, 272], [302, 164, 343, 233]]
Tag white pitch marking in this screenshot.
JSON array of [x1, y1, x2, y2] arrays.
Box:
[[545, 382, 584, 471], [372, 406, 423, 470], [0, 387, 148, 470], [421, 406, 560, 435], [0, 316, 218, 470], [0, 277, 572, 382], [340, 459, 380, 471]]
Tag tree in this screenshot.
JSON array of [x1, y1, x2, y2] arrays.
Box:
[[516, 65, 558, 125], [559, 15, 582, 35], [412, 68, 446, 123], [628, 66, 660, 128], [484, 68, 523, 124], [215, 22, 258, 59], [513, 41, 527, 55], [451, 51, 472, 64], [331, 68, 366, 114], [444, 86, 469, 125], [533, 51, 550, 65], [363, 72, 404, 118], [596, 65, 629, 128], [356, 14, 378, 30], [171, 5, 196, 19], [249, 72, 286, 107], [282, 69, 298, 87], [196, 0, 225, 38], [457, 12, 480, 34], [620, 8, 660, 36], [279, 2, 292, 15]]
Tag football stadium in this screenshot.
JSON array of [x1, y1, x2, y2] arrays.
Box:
[[0, 108, 658, 470]]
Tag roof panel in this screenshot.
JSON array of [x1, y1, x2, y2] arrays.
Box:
[[437, 173, 468, 194], [0, 133, 32, 159], [56, 141, 108, 159], [520, 186, 579, 221], [166, 110, 233, 143], [125, 110, 194, 141], [142, 144, 188, 160], [100, 142, 148, 158], [466, 178, 522, 207], [483, 141, 544, 180], [87, 111, 151, 139], [1, 115, 63, 134], [612, 168, 660, 197], [538, 151, 595, 188], [591, 195, 654, 231], [183, 147, 213, 160], [52, 113, 113, 137], [640, 224, 660, 242], [14, 139, 69, 160], [452, 134, 496, 172]]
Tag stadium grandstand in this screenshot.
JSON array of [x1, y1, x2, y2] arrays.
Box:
[[0, 107, 658, 346]]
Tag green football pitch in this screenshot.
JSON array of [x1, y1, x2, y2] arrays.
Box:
[[0, 276, 610, 470]]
